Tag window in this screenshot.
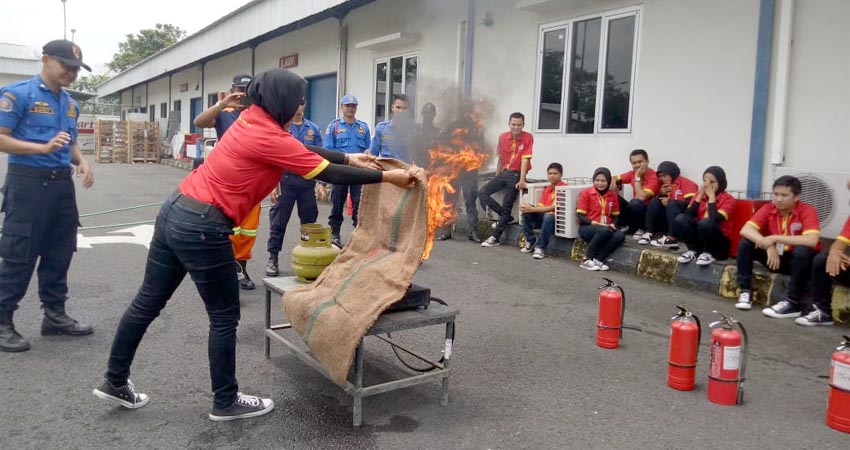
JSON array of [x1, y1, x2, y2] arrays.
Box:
[[374, 53, 418, 125], [160, 102, 167, 118], [207, 93, 218, 108], [535, 8, 639, 133], [149, 104, 156, 123], [173, 100, 181, 112]]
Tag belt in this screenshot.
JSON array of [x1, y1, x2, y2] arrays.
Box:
[[169, 190, 233, 226], [7, 164, 73, 180]]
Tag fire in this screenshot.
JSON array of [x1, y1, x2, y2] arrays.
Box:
[[422, 117, 488, 260]]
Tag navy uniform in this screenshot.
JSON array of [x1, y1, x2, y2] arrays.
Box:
[[265, 117, 322, 275], [0, 40, 94, 352], [323, 95, 370, 245], [370, 119, 411, 163]]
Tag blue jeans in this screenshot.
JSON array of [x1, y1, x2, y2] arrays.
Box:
[[522, 212, 556, 250], [105, 193, 240, 409]]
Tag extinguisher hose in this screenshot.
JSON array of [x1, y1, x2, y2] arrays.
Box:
[[386, 297, 455, 373], [736, 320, 750, 405]]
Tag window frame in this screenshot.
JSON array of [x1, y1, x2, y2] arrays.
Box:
[[533, 6, 641, 135], [373, 51, 420, 126]]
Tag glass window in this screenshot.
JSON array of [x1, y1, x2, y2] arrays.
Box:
[[374, 54, 418, 125], [207, 93, 218, 108], [375, 62, 387, 125], [601, 15, 636, 130], [567, 18, 601, 134], [538, 28, 566, 130], [390, 56, 403, 104], [160, 102, 167, 118], [149, 105, 156, 123], [404, 56, 418, 119], [173, 100, 181, 111]]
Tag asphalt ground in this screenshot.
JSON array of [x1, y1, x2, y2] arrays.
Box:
[[0, 156, 848, 449]]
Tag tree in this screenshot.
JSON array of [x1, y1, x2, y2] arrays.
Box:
[[106, 23, 186, 73], [71, 73, 112, 94]]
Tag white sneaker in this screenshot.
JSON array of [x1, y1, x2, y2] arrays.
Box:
[[695, 252, 715, 266], [795, 308, 834, 326], [631, 229, 647, 241], [677, 250, 697, 264], [735, 290, 752, 310], [533, 248, 544, 259], [636, 231, 653, 245], [594, 258, 610, 271], [580, 259, 600, 271], [650, 235, 680, 250], [481, 236, 500, 247], [520, 240, 535, 253]]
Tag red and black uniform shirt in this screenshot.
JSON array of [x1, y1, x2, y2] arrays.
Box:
[[617, 168, 660, 203], [497, 131, 533, 172], [746, 201, 821, 252], [577, 187, 620, 225]]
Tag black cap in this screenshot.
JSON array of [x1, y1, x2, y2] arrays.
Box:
[[232, 74, 252, 87], [43, 40, 91, 72]]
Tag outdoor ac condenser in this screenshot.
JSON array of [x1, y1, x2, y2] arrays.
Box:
[[554, 181, 594, 239], [772, 167, 850, 239], [517, 182, 554, 222]]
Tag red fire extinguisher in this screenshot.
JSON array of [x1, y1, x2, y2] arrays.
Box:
[[597, 278, 626, 349], [826, 335, 850, 433], [707, 311, 749, 405], [668, 305, 701, 391]]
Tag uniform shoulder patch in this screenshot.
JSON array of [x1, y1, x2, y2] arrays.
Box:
[[2, 91, 16, 102], [67, 103, 78, 118], [0, 98, 12, 113]]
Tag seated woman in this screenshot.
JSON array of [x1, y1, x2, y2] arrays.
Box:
[[576, 167, 625, 271], [672, 166, 736, 266]]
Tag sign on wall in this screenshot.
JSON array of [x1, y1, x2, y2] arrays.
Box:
[[279, 53, 299, 69]]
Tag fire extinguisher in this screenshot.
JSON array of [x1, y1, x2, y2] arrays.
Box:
[[597, 278, 626, 349], [826, 335, 850, 433], [707, 311, 749, 405], [668, 305, 701, 391]]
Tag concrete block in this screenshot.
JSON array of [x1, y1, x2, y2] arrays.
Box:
[[607, 245, 641, 274], [636, 249, 678, 284], [832, 285, 850, 325], [676, 261, 726, 293], [718, 265, 775, 306]]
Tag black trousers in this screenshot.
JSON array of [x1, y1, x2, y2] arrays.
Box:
[[671, 214, 731, 260], [329, 184, 361, 236], [0, 166, 78, 313], [618, 197, 648, 232], [440, 169, 479, 236], [810, 251, 850, 314], [267, 175, 318, 254], [736, 238, 814, 301], [478, 170, 520, 240], [579, 224, 625, 261], [644, 198, 686, 235]]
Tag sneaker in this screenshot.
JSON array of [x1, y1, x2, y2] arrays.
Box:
[[594, 258, 610, 271], [533, 248, 544, 259], [521, 239, 535, 253], [93, 379, 149, 409], [677, 250, 697, 264], [735, 290, 752, 310], [631, 229, 647, 241], [650, 235, 680, 250], [795, 308, 834, 327], [481, 236, 500, 247], [468, 234, 482, 243], [331, 235, 343, 249], [240, 275, 256, 291], [762, 300, 802, 319], [695, 252, 715, 266], [580, 259, 600, 271], [636, 231, 653, 245], [209, 392, 274, 422], [265, 255, 279, 277]]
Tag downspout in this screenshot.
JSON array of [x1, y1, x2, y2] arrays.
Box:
[[168, 74, 172, 116], [463, 0, 476, 97], [337, 16, 348, 108], [746, 0, 776, 198], [145, 82, 149, 116], [251, 44, 256, 76], [769, 0, 794, 166]]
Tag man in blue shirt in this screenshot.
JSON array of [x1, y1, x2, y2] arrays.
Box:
[[323, 94, 370, 247], [265, 102, 323, 275], [370, 94, 412, 163], [0, 40, 95, 352]]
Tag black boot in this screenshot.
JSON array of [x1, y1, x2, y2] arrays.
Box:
[[41, 303, 93, 336], [0, 311, 30, 352], [265, 253, 279, 277], [238, 260, 256, 290]]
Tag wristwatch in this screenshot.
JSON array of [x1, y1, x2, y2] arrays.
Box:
[[635, 176, 642, 182]]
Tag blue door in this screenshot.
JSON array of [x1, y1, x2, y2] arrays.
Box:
[[189, 97, 203, 134], [305, 73, 337, 135]]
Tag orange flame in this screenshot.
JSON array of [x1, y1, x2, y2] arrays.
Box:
[[422, 116, 488, 260]]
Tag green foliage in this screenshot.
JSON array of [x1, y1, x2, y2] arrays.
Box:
[[106, 23, 186, 73], [71, 73, 111, 94]]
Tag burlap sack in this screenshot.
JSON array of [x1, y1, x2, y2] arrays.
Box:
[[283, 159, 428, 385]]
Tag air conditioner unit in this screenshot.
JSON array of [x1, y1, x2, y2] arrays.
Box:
[[517, 181, 553, 222], [772, 167, 850, 239], [554, 178, 594, 238]]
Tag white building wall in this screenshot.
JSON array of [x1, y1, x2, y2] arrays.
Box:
[[0, 74, 32, 87], [255, 18, 341, 79], [204, 48, 252, 101], [170, 66, 203, 135]]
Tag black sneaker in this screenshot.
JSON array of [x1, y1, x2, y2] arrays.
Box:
[[240, 274, 256, 290], [331, 235, 343, 248], [93, 380, 149, 409], [762, 300, 802, 319], [265, 254, 279, 277], [795, 308, 834, 326], [209, 392, 274, 422]]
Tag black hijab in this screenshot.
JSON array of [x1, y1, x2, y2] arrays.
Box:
[[703, 166, 727, 193], [593, 167, 612, 195], [656, 161, 680, 181], [246, 68, 306, 129]]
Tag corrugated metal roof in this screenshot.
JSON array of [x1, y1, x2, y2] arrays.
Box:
[[0, 43, 41, 61], [0, 42, 42, 76], [97, 0, 358, 97]]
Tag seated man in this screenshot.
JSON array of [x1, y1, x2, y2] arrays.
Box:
[[576, 167, 625, 271], [480, 112, 533, 247], [635, 161, 697, 248], [735, 175, 821, 315], [615, 149, 660, 237], [673, 166, 736, 266], [519, 163, 566, 259]]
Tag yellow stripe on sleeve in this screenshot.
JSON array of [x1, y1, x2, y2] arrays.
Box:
[[302, 159, 330, 180], [838, 236, 850, 244], [746, 221, 760, 230], [718, 210, 729, 219], [802, 230, 820, 235], [576, 209, 588, 214]]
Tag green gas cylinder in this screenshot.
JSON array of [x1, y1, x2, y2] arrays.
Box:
[[290, 224, 340, 282]]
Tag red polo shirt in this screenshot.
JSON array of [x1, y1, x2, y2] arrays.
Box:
[[695, 191, 737, 238], [577, 187, 620, 224], [838, 216, 850, 245], [179, 105, 329, 224], [497, 131, 533, 172], [537, 181, 567, 208], [617, 168, 660, 203], [668, 176, 699, 202], [746, 201, 822, 252]]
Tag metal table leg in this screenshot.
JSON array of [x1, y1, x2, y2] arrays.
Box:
[[353, 340, 365, 427], [265, 289, 271, 359], [441, 320, 454, 406]]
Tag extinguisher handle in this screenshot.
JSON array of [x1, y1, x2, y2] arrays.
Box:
[[838, 335, 850, 351]]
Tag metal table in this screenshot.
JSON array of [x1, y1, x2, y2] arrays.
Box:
[[263, 276, 457, 427]]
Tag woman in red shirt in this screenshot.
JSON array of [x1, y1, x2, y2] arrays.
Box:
[[672, 166, 736, 266], [576, 167, 625, 271], [94, 69, 414, 421]]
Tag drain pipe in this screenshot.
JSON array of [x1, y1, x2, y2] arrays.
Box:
[[337, 16, 348, 108], [463, 0, 476, 97], [746, 0, 776, 198], [769, 0, 794, 166]]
